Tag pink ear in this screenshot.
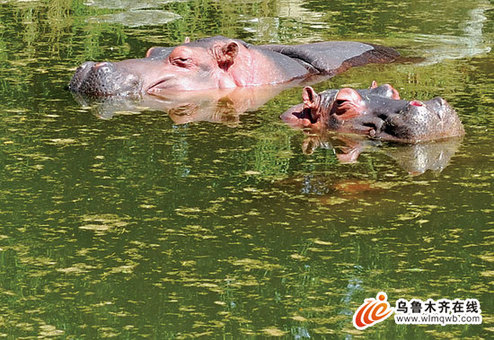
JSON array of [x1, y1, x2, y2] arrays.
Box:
[[184, 37, 190, 43], [216, 41, 239, 71], [302, 86, 318, 108], [410, 100, 423, 107], [371, 80, 378, 89]]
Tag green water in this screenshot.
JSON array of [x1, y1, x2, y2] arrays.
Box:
[[0, 0, 492, 338]]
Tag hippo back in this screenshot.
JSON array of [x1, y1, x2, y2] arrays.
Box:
[[259, 41, 399, 75]]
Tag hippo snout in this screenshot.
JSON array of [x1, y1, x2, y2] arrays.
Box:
[[68, 61, 142, 97]]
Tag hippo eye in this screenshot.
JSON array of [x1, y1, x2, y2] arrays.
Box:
[[334, 99, 349, 111], [172, 57, 191, 68]]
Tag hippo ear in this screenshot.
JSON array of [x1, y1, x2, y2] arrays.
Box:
[[184, 37, 190, 43], [302, 86, 318, 108], [216, 41, 239, 71], [370, 81, 378, 89]]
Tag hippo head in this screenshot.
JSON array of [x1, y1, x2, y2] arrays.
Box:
[[68, 36, 250, 97], [281, 82, 400, 128], [281, 82, 464, 142]]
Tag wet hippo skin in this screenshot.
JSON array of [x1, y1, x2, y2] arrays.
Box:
[[68, 36, 399, 97], [281, 82, 465, 143]]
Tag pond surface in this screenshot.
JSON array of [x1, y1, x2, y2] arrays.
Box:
[[0, 0, 492, 338]]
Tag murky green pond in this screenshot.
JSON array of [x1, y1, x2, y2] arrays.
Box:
[[0, 0, 492, 338]]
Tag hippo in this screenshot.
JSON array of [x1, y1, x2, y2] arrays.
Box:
[[281, 82, 465, 143], [68, 36, 399, 97]]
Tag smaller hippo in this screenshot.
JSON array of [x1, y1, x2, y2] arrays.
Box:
[[281, 82, 464, 143]]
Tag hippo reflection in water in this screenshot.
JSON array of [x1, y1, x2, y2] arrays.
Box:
[[300, 132, 463, 176], [69, 36, 399, 97], [72, 83, 297, 123], [281, 82, 465, 143]]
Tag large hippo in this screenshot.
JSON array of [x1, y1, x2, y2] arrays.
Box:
[[281, 82, 465, 143], [68, 36, 399, 97]]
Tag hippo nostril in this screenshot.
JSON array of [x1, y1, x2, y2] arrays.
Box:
[[94, 62, 114, 73], [95, 61, 110, 68], [426, 97, 447, 109]]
